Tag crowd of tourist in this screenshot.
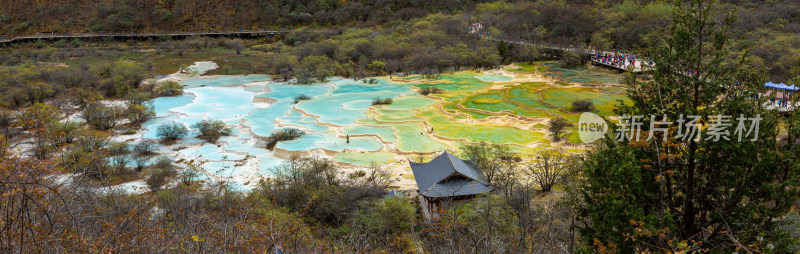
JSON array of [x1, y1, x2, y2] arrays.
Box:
[[594, 52, 639, 70], [468, 22, 484, 34]]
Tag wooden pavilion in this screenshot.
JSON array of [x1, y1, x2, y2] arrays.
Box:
[[409, 151, 493, 221]]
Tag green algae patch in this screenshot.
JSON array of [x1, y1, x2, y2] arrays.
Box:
[[335, 151, 396, 165], [567, 148, 588, 153], [538, 87, 628, 115], [565, 129, 583, 143], [413, 73, 490, 94], [463, 110, 498, 119], [358, 111, 463, 153], [598, 86, 627, 95], [353, 68, 628, 154], [507, 85, 551, 109], [473, 98, 503, 104], [460, 90, 552, 118], [513, 61, 552, 73], [384, 122, 450, 153], [395, 75, 425, 81], [425, 111, 544, 145], [520, 82, 550, 89], [532, 123, 548, 129], [508, 144, 539, 155], [543, 62, 622, 84]]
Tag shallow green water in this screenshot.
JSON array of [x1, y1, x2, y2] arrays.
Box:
[[460, 91, 551, 118], [381, 95, 437, 110], [543, 63, 622, 84], [538, 87, 628, 115], [334, 151, 396, 165], [475, 74, 514, 82], [344, 125, 398, 142], [374, 109, 418, 122], [420, 110, 544, 145], [383, 122, 450, 153]]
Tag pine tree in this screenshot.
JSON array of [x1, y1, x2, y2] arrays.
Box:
[[497, 39, 510, 64], [578, 0, 800, 252]]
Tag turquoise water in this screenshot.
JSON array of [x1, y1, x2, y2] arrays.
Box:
[[381, 95, 437, 110], [476, 74, 514, 82], [180, 75, 270, 88], [140, 73, 423, 191], [180, 143, 246, 161], [276, 132, 383, 152], [184, 61, 218, 76], [277, 113, 330, 132], [296, 81, 414, 126], [345, 125, 397, 142], [173, 87, 256, 124], [244, 84, 268, 92], [247, 83, 333, 136], [142, 86, 256, 139], [141, 114, 181, 139], [150, 94, 194, 117]]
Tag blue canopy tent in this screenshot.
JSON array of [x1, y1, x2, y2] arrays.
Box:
[[764, 82, 799, 105]]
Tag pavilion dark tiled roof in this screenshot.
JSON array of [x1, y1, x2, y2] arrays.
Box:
[[409, 151, 493, 198]]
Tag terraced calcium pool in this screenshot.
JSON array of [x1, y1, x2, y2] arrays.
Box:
[[538, 87, 629, 115], [138, 61, 628, 191], [542, 62, 623, 84], [334, 151, 396, 166], [476, 74, 515, 82]]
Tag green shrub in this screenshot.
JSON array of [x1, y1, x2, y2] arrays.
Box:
[[155, 80, 183, 96], [83, 103, 119, 130], [126, 104, 155, 126], [156, 122, 188, 142], [34, 39, 45, 48], [560, 51, 588, 67], [147, 156, 176, 192], [53, 39, 67, 48], [548, 117, 571, 141], [371, 97, 393, 105], [419, 88, 444, 96], [265, 128, 305, 149], [70, 38, 82, 48], [192, 119, 231, 143], [125, 91, 152, 105], [133, 140, 157, 156], [293, 94, 312, 103], [570, 99, 596, 112], [349, 197, 416, 235]]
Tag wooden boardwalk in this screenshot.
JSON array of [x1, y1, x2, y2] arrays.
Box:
[[486, 37, 652, 73], [0, 29, 291, 44]]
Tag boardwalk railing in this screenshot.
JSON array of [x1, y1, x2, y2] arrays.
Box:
[[484, 36, 653, 73], [0, 29, 292, 44]]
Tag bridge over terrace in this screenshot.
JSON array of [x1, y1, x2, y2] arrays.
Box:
[[485, 37, 653, 73]]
